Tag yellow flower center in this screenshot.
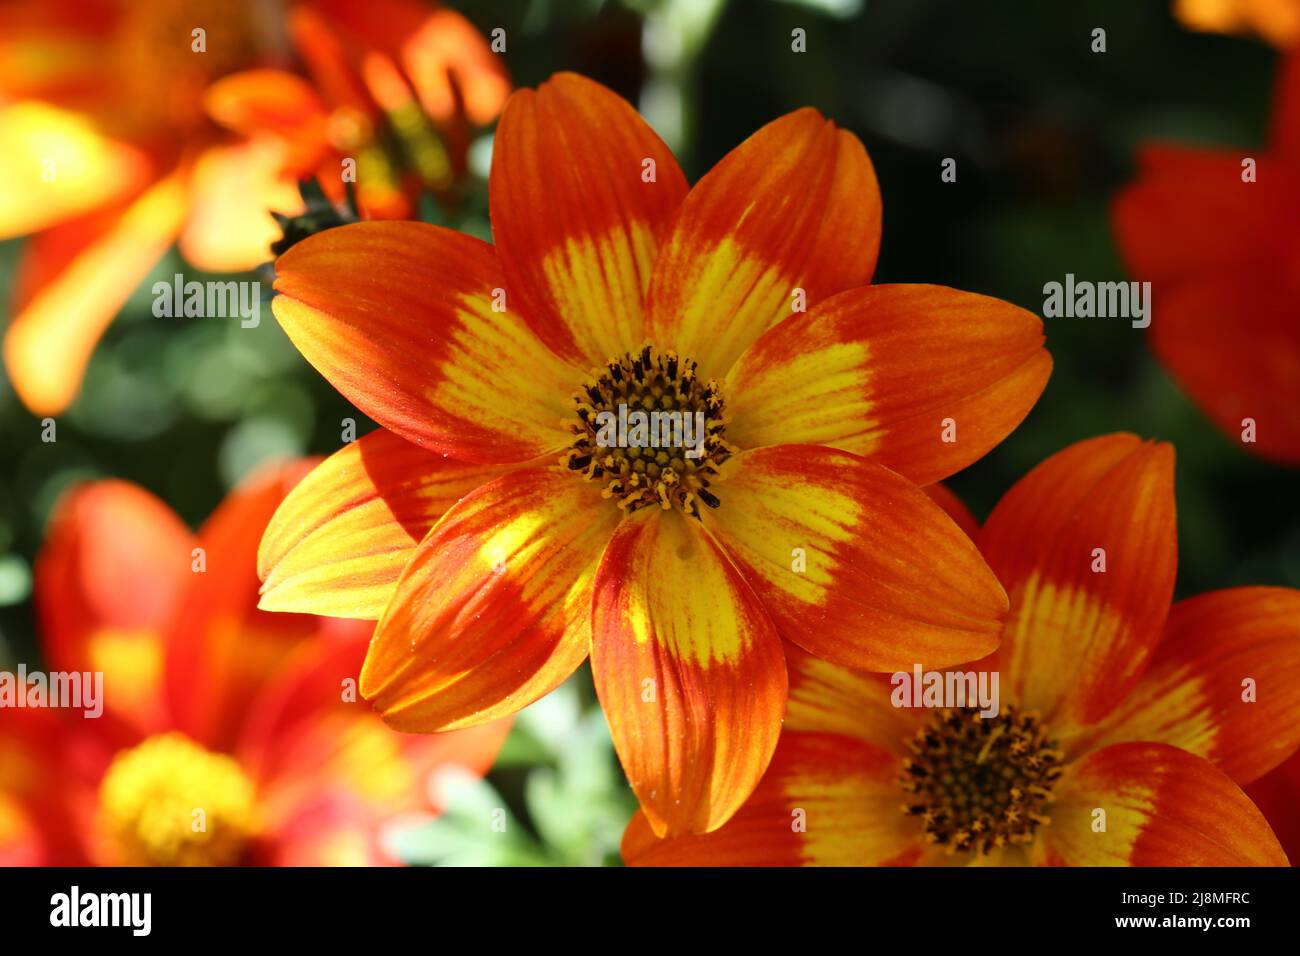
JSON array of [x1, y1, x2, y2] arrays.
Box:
[[97, 732, 258, 866], [899, 707, 1063, 856], [563, 345, 734, 515]]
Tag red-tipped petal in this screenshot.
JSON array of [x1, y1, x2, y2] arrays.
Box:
[[360, 468, 620, 731], [622, 732, 916, 865], [591, 509, 787, 837], [646, 108, 881, 379], [977, 434, 1177, 733], [258, 429, 509, 620], [490, 73, 688, 367], [272, 220, 578, 464], [704, 445, 1007, 672], [1078, 587, 1300, 785], [1040, 742, 1287, 866], [725, 284, 1050, 484]]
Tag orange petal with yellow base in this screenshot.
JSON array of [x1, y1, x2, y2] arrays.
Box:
[[725, 284, 1050, 484], [703, 445, 1007, 672], [1038, 742, 1287, 865], [591, 509, 786, 837], [1075, 586, 1300, 785], [258, 429, 509, 620], [272, 221, 578, 463], [361, 468, 621, 732], [4, 168, 187, 415], [976, 434, 1177, 733], [622, 732, 917, 865], [646, 108, 881, 379], [489, 72, 688, 367], [35, 480, 194, 733]]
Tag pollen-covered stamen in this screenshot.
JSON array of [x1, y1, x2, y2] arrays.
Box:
[[97, 732, 258, 866], [899, 706, 1063, 856], [562, 345, 734, 516]]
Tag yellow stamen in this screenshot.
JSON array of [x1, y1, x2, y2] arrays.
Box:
[[97, 732, 258, 866]]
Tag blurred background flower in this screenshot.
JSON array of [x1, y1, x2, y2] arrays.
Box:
[[2, 0, 1299, 865], [0, 464, 508, 865], [0, 0, 507, 415]]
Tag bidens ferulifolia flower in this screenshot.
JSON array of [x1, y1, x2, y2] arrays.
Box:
[[0, 0, 507, 415], [259, 72, 1052, 837], [0, 468, 506, 866], [1112, 52, 1300, 465], [624, 434, 1300, 865]]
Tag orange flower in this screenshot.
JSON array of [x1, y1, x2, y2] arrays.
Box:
[[258, 72, 1052, 837], [0, 0, 508, 416], [1174, 0, 1300, 45], [1111, 52, 1300, 465], [623, 434, 1300, 865], [0, 466, 507, 866]]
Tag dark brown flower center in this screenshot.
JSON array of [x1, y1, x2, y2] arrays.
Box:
[[562, 345, 733, 516], [899, 706, 1063, 856]]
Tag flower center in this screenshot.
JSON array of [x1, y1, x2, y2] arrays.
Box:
[[563, 345, 733, 516], [97, 732, 258, 866], [899, 706, 1063, 856]]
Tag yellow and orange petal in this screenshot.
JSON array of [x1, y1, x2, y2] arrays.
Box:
[[1039, 742, 1287, 865], [702, 445, 1007, 672], [258, 429, 508, 619], [591, 508, 787, 837], [273, 221, 578, 463], [622, 732, 916, 866], [4, 168, 188, 415], [489, 72, 688, 368], [647, 107, 882, 380], [725, 284, 1051, 485], [976, 434, 1178, 734], [360, 468, 621, 732], [1076, 586, 1300, 784]]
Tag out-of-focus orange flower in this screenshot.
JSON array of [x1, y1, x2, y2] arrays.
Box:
[[256, 72, 1053, 839], [624, 434, 1300, 866], [0, 465, 507, 866], [0, 0, 509, 416], [1246, 750, 1300, 863], [1111, 52, 1300, 466], [1174, 0, 1300, 46]]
